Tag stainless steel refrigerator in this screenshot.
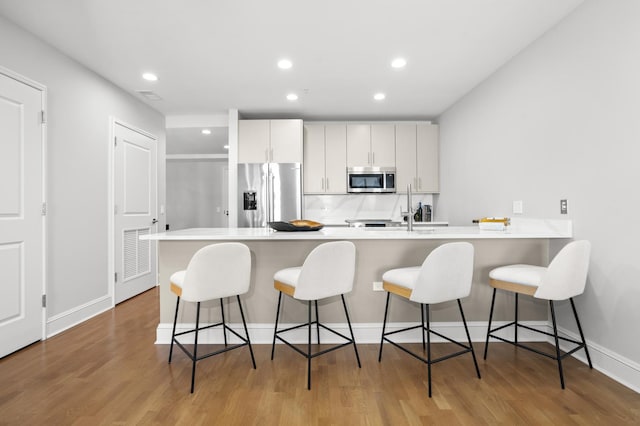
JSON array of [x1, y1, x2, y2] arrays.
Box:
[[237, 163, 302, 228]]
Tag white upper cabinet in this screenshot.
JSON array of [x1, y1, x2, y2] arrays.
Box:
[[346, 124, 395, 167], [238, 119, 270, 163], [370, 124, 395, 167], [238, 119, 302, 163], [346, 124, 370, 167], [323, 124, 347, 193], [303, 123, 346, 194], [395, 123, 439, 193]]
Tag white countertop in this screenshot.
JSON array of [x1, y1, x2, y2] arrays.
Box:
[[144, 218, 571, 241]]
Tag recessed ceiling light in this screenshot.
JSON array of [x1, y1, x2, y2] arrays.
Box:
[[142, 72, 158, 81], [374, 93, 386, 101], [223, 145, 230, 149], [391, 58, 407, 68], [286, 93, 298, 101], [278, 59, 292, 69], [201, 129, 211, 135]]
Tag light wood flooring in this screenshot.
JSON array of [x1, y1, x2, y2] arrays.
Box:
[[1, 287, 640, 425]]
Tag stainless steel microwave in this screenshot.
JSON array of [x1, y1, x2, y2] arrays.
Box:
[[347, 167, 396, 193]]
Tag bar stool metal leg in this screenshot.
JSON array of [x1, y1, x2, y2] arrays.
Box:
[[570, 298, 593, 368], [315, 300, 321, 344], [514, 293, 519, 344], [426, 303, 432, 398], [307, 300, 312, 390], [271, 292, 283, 360], [484, 288, 497, 360], [421, 304, 426, 351], [378, 292, 391, 362], [550, 300, 565, 389], [341, 295, 361, 368], [237, 295, 256, 369], [459, 299, 481, 379], [220, 298, 227, 347], [169, 296, 180, 363], [190, 302, 201, 393]]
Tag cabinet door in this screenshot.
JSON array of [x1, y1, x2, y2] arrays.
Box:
[[346, 124, 371, 167], [324, 124, 347, 193], [416, 123, 439, 192], [238, 120, 270, 163], [303, 124, 326, 194], [271, 119, 303, 163], [371, 124, 396, 167], [395, 124, 417, 193]]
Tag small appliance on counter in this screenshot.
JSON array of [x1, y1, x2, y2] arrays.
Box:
[[345, 219, 403, 228], [473, 217, 510, 231]]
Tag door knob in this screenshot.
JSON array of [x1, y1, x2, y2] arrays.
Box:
[[152, 218, 158, 224]]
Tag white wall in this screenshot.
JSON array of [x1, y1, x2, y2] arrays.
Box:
[[0, 16, 165, 334], [166, 160, 228, 230], [438, 0, 640, 386]]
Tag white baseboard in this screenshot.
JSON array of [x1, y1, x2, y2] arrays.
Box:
[[556, 325, 640, 394], [46, 295, 113, 338]]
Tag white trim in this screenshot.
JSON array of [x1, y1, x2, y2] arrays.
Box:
[[155, 320, 549, 345], [556, 325, 640, 393], [166, 154, 228, 160], [0, 66, 48, 342], [108, 117, 159, 307], [46, 295, 112, 337]]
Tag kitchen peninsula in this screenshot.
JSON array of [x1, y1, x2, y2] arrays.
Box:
[[145, 219, 572, 344]]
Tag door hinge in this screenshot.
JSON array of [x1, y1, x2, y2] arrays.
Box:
[[114, 136, 117, 147], [41, 202, 47, 216], [41, 110, 46, 124], [42, 294, 46, 308], [114, 204, 118, 215], [115, 272, 118, 283]]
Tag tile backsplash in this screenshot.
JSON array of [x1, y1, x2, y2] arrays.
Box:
[[304, 194, 435, 225]]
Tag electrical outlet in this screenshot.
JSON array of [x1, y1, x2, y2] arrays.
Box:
[[513, 200, 523, 214], [560, 199, 568, 214], [373, 281, 384, 291]]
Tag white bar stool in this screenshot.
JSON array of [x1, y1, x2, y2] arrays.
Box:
[[378, 242, 481, 397], [271, 241, 361, 390], [168, 242, 256, 393], [484, 240, 593, 389]]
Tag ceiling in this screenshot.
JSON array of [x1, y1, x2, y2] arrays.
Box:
[[0, 0, 583, 121]]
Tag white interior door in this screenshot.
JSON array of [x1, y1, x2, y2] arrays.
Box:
[[114, 123, 157, 304], [0, 71, 44, 357]]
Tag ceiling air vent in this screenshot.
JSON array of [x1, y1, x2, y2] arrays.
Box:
[[136, 90, 162, 101]]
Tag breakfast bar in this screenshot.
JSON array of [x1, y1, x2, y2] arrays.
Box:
[[144, 219, 572, 344]]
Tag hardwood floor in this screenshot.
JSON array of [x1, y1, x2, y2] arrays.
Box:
[[1, 287, 639, 425]]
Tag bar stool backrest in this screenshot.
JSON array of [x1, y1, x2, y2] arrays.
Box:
[[410, 242, 475, 304], [294, 241, 356, 300], [181, 243, 251, 302], [535, 240, 591, 301]]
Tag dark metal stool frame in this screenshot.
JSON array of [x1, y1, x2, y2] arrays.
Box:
[[169, 295, 256, 393], [484, 289, 593, 389], [271, 293, 361, 390], [378, 293, 481, 398]]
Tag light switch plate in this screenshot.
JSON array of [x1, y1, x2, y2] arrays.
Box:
[[373, 281, 384, 291], [560, 199, 568, 214], [513, 200, 523, 214]]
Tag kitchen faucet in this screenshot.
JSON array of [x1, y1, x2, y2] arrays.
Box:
[[401, 184, 414, 231]]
